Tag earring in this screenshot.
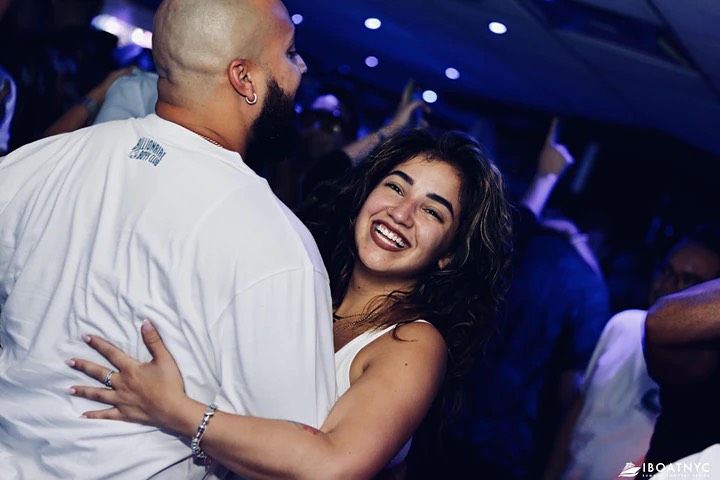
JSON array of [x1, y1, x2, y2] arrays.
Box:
[[245, 93, 258, 105]]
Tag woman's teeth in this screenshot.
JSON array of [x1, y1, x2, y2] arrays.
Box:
[[375, 223, 408, 248]]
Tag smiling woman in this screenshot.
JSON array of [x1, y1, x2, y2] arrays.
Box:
[[353, 156, 462, 284], [68, 128, 514, 479]]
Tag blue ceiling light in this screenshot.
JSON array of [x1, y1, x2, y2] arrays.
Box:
[[488, 21, 508, 34], [291, 14, 304, 25], [365, 56, 379, 68], [364, 18, 382, 30], [422, 90, 438, 104], [445, 67, 460, 80]]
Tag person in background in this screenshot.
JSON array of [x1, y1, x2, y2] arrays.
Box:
[[0, 0, 16, 154], [68, 128, 514, 480], [0, 0, 336, 478], [0, 66, 15, 155], [0, 0, 119, 149], [544, 225, 720, 480], [643, 227, 720, 470], [266, 78, 429, 209], [93, 68, 159, 124], [434, 117, 611, 480], [41, 65, 135, 137]]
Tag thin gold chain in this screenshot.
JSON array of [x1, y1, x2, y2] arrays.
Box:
[[332, 312, 369, 322], [333, 316, 370, 332], [198, 134, 222, 147], [332, 311, 377, 332]]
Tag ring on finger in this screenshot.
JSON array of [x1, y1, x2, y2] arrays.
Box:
[[103, 369, 118, 388]]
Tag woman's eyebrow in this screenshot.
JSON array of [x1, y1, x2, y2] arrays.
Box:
[[428, 193, 455, 218], [387, 170, 413, 185], [387, 170, 455, 217]]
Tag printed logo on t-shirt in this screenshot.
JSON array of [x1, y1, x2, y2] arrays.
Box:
[[128, 137, 166, 166]]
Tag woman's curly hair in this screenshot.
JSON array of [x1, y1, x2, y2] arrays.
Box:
[[299, 128, 513, 410]]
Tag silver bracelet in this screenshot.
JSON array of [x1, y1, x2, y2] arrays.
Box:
[[190, 403, 218, 464]]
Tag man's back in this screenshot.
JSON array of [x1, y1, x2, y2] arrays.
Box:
[[0, 115, 335, 478]]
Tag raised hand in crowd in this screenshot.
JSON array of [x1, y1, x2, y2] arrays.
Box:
[[521, 117, 574, 217]]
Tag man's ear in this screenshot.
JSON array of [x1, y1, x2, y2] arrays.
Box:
[[227, 59, 257, 103]]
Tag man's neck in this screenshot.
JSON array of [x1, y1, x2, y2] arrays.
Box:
[[155, 102, 248, 155]]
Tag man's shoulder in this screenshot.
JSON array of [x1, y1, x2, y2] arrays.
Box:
[[604, 309, 647, 335], [593, 309, 647, 353]]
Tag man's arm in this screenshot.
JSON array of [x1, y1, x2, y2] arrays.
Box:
[[520, 117, 574, 218], [644, 279, 720, 386], [42, 66, 135, 137], [341, 79, 427, 166]]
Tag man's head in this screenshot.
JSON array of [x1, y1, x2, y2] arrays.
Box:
[[297, 93, 358, 159], [152, 0, 307, 154], [648, 226, 720, 305]]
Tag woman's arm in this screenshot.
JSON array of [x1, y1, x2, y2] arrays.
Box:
[[69, 320, 446, 480]]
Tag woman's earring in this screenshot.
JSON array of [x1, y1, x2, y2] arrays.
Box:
[[246, 93, 258, 105]]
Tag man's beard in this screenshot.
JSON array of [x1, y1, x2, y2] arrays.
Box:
[[245, 77, 298, 171]]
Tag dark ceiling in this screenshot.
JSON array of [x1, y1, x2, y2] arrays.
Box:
[[282, 0, 720, 157], [109, 0, 720, 157]]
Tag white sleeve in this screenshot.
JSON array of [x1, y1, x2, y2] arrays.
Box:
[[579, 309, 645, 393], [94, 71, 158, 124], [209, 267, 336, 429]]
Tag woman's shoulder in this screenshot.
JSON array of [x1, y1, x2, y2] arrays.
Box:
[[369, 320, 446, 362], [394, 320, 444, 342]]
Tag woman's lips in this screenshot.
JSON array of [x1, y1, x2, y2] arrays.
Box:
[[371, 221, 409, 251]]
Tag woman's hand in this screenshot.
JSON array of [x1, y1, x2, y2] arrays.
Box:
[[67, 319, 188, 432]]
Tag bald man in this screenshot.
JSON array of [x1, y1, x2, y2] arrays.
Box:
[[0, 1, 336, 478]]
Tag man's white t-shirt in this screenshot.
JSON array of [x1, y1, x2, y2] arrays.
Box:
[[0, 114, 336, 479], [562, 309, 661, 480]]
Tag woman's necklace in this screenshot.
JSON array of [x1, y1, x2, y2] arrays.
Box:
[[332, 312, 373, 331]]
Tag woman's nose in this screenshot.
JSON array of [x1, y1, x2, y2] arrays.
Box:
[[388, 201, 414, 227]]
